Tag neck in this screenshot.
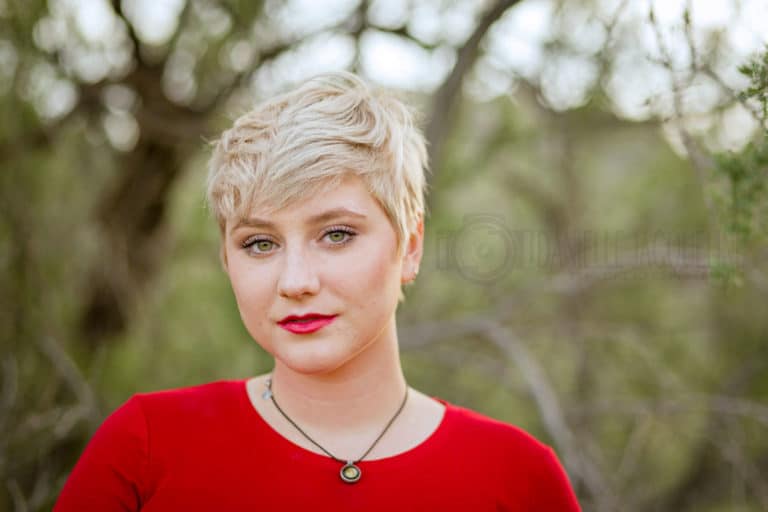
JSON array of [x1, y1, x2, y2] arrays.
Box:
[[269, 320, 407, 435]]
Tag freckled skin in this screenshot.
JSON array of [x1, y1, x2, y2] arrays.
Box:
[[222, 175, 421, 377]]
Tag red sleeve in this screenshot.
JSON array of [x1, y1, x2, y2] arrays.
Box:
[[54, 396, 149, 512], [532, 447, 581, 511]]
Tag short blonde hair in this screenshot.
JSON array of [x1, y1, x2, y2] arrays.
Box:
[[206, 71, 429, 259]]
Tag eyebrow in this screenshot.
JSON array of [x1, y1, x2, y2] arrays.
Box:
[[230, 207, 368, 234]]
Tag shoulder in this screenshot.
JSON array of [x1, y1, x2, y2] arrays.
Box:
[[123, 379, 249, 440], [133, 378, 245, 401], [88, 379, 247, 445], [129, 379, 250, 454], [132, 379, 246, 415], [56, 381, 248, 509], [438, 399, 581, 509], [441, 399, 552, 458]]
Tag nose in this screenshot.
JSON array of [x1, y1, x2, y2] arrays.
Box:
[[277, 246, 320, 299]]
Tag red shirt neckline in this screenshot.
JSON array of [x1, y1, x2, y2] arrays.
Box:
[[237, 379, 453, 466]]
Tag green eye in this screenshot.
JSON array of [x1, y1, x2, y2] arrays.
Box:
[[243, 238, 276, 254], [325, 228, 356, 244], [256, 240, 274, 252]]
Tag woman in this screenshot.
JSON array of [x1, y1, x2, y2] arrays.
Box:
[[55, 72, 580, 511]]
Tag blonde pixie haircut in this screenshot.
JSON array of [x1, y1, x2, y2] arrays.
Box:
[[206, 72, 429, 267]]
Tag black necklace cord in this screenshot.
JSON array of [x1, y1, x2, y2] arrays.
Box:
[[265, 376, 409, 464]]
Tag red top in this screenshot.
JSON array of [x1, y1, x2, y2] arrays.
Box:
[[55, 380, 580, 511]]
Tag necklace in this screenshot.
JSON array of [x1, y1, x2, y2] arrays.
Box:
[[262, 375, 409, 484]]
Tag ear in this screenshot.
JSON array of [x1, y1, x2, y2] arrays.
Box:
[[400, 217, 424, 285]]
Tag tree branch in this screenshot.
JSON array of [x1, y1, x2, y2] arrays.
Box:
[[425, 0, 522, 185], [36, 336, 100, 429]]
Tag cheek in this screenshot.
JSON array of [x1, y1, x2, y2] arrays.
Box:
[[325, 246, 401, 310], [228, 263, 272, 323], [333, 246, 396, 284]]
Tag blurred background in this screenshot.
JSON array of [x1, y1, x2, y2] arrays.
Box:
[[1, 0, 767, 510]]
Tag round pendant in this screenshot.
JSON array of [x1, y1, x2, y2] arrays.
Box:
[[340, 462, 361, 483]]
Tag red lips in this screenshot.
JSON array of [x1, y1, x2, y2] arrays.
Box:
[[278, 313, 338, 334], [278, 313, 336, 324]]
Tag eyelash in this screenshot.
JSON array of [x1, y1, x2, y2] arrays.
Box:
[[240, 225, 358, 255]]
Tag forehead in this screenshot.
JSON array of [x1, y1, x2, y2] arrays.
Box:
[[229, 175, 384, 231]]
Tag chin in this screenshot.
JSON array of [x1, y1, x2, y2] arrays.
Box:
[[274, 343, 357, 376]]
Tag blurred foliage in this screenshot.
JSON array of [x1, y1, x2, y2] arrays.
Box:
[[1, 1, 767, 511], [715, 139, 768, 240], [738, 47, 768, 120], [713, 48, 768, 242], [710, 47, 768, 289]]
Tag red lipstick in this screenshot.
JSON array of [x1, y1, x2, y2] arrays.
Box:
[[278, 313, 337, 334]]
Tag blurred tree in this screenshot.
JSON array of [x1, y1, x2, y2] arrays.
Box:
[[1, 0, 767, 510]]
